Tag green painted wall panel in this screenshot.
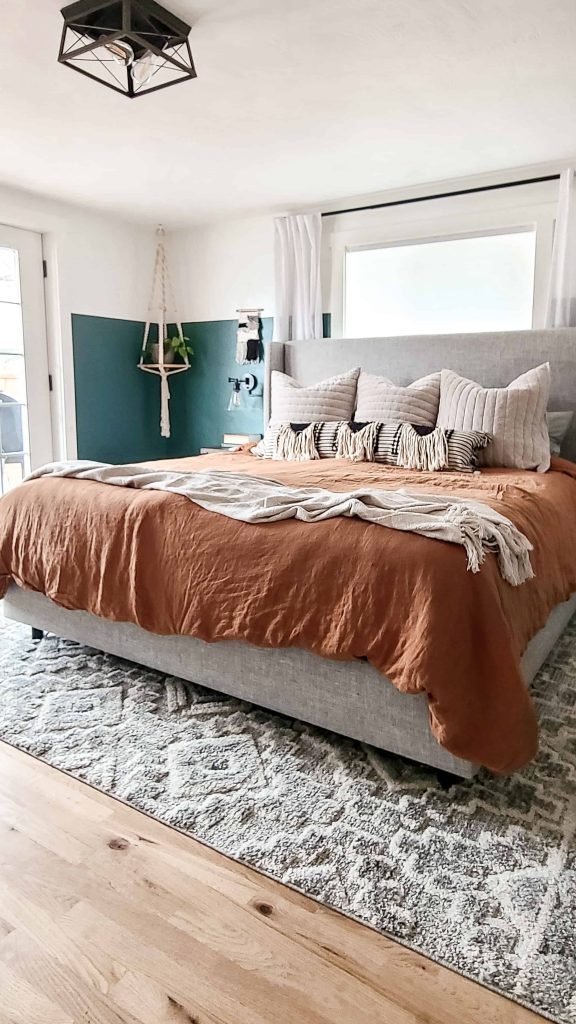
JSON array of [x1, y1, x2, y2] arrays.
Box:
[[167, 317, 273, 458], [72, 314, 172, 463], [72, 313, 330, 463]]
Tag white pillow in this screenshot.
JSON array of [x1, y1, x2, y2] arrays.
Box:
[[437, 364, 551, 471], [354, 372, 440, 426], [269, 368, 360, 424], [547, 411, 573, 456]]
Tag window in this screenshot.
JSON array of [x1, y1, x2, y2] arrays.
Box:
[[344, 229, 536, 338]]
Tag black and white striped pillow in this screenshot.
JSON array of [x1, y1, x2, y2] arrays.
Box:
[[253, 422, 490, 472], [254, 422, 340, 459], [373, 423, 491, 470]]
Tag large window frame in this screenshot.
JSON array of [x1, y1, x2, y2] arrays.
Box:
[[326, 183, 557, 338], [342, 226, 537, 339]]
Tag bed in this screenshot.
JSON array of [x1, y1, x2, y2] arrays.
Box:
[[2, 328, 576, 779]]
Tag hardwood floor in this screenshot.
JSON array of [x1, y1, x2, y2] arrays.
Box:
[[0, 740, 543, 1024]]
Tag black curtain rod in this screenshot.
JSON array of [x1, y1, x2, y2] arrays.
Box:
[[321, 173, 560, 218]]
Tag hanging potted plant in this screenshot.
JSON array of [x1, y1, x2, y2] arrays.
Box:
[[146, 333, 193, 365], [138, 225, 192, 439]]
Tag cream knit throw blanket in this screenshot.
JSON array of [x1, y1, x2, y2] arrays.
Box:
[[27, 462, 535, 586]]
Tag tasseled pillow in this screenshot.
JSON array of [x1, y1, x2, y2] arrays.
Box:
[[396, 424, 449, 471], [337, 421, 381, 462], [253, 421, 491, 471], [273, 423, 320, 461]]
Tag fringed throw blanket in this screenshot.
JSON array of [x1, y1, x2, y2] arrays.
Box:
[[27, 462, 534, 586]]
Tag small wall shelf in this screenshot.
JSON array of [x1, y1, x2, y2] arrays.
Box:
[[138, 363, 190, 374]]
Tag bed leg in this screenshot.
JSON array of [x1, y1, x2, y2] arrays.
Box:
[[436, 769, 463, 790], [31, 627, 44, 641]]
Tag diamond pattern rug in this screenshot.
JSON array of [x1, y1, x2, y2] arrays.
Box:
[[1, 613, 575, 1022]]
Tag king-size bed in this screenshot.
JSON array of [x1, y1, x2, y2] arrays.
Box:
[[1, 328, 576, 779]]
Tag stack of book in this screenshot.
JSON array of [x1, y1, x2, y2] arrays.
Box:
[[221, 433, 262, 449]]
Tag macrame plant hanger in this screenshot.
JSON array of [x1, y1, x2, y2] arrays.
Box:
[[138, 225, 189, 438]]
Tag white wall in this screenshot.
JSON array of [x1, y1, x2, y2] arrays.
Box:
[[0, 184, 153, 459], [168, 164, 564, 329], [170, 215, 275, 323]]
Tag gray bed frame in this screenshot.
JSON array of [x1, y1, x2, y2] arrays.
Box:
[[4, 327, 576, 778]]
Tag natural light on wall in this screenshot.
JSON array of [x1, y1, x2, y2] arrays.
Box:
[[344, 229, 536, 338]]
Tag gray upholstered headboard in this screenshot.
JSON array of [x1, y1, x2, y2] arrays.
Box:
[[264, 329, 576, 462]]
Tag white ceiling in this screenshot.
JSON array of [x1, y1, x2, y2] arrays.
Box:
[[2, 0, 576, 226]]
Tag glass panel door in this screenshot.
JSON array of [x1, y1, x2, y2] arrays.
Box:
[[0, 247, 29, 492], [0, 226, 52, 496]]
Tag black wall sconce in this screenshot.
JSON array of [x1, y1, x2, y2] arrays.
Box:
[[58, 0, 196, 98], [228, 374, 257, 412]]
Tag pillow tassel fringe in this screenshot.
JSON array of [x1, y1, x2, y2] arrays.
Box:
[[397, 424, 449, 471], [274, 424, 320, 461], [337, 421, 380, 462]]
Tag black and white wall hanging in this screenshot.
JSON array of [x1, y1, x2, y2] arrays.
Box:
[[138, 226, 190, 439], [58, 0, 196, 98], [235, 308, 262, 365]]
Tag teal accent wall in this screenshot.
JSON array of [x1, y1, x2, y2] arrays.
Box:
[[167, 317, 273, 458], [72, 313, 331, 463], [72, 314, 174, 463]]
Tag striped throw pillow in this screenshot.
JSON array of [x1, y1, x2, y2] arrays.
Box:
[[437, 364, 551, 471], [253, 422, 490, 472]]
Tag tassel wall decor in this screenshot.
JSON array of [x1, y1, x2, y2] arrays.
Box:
[[236, 308, 262, 364]]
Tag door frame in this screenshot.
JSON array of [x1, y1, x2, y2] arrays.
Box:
[[0, 224, 53, 471]]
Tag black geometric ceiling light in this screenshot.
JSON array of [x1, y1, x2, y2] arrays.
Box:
[[58, 0, 196, 98]]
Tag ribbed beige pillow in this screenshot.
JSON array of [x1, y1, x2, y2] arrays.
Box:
[[270, 368, 360, 424], [354, 371, 440, 426], [437, 363, 551, 471]]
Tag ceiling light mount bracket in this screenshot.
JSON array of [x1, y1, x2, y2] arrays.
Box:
[[59, 0, 196, 98]]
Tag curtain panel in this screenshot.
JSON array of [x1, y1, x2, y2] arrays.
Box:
[[273, 213, 323, 342], [546, 168, 576, 328]]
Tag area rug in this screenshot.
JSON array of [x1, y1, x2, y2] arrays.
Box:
[[0, 615, 575, 1022]]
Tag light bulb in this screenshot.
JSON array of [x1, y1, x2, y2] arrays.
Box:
[[104, 40, 134, 66], [228, 383, 246, 412], [132, 50, 156, 87]]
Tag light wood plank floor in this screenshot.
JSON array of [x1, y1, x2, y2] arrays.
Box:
[[0, 739, 544, 1024]]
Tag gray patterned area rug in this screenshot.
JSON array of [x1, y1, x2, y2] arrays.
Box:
[[0, 615, 576, 1022]]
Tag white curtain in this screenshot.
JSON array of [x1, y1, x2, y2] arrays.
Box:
[[546, 168, 576, 328], [273, 213, 323, 341]]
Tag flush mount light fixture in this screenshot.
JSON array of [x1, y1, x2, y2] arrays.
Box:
[[58, 0, 196, 98]]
